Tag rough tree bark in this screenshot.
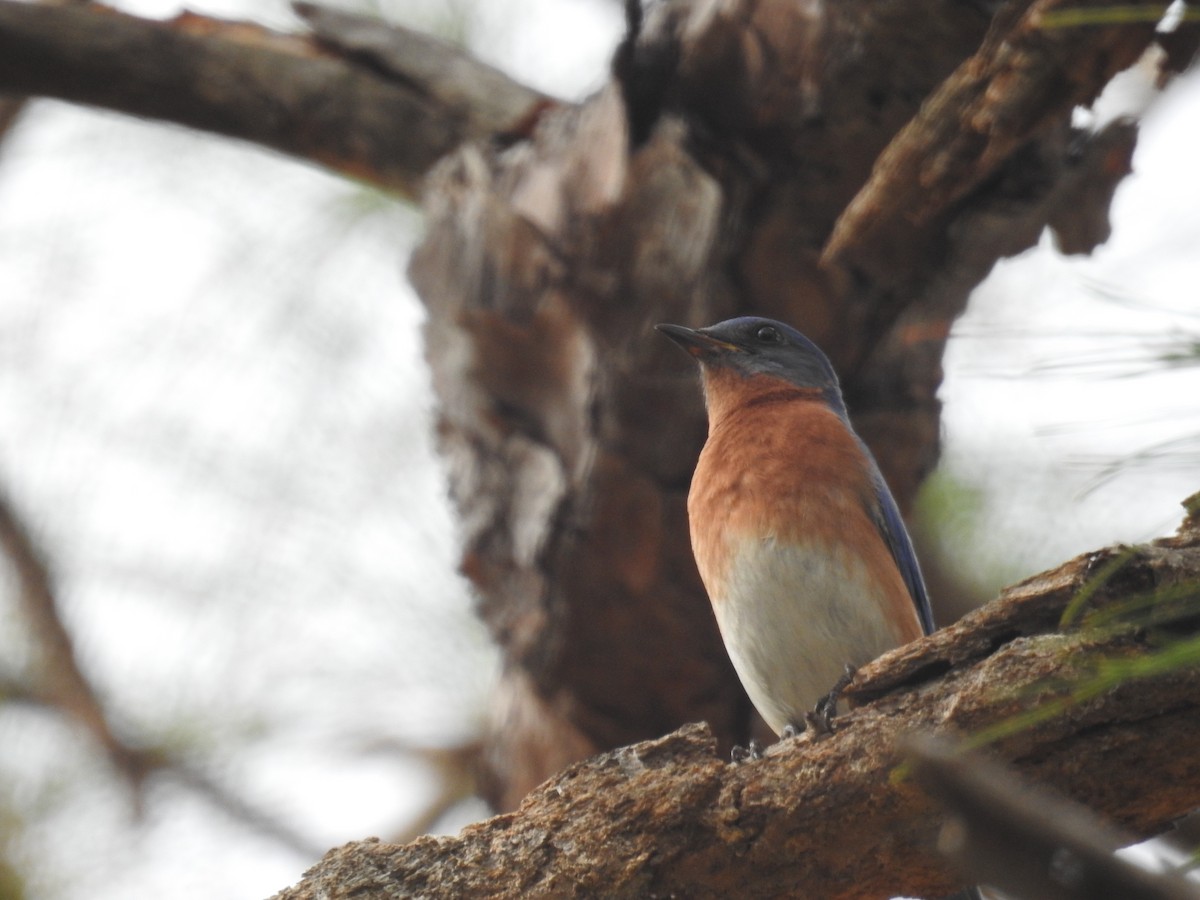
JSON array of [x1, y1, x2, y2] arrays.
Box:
[[2, 0, 1199, 895], [271, 510, 1200, 898]]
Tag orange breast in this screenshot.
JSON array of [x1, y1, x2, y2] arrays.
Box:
[[687, 372, 922, 644]]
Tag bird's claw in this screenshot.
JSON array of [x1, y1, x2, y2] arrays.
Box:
[[804, 664, 859, 738], [803, 708, 834, 737], [730, 739, 764, 763]]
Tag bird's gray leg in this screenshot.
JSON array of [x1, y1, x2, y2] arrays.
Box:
[[805, 664, 858, 737]]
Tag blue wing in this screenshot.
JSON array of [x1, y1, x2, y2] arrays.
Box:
[[868, 465, 936, 636]]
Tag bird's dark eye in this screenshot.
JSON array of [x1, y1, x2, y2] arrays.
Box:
[[755, 325, 782, 344]]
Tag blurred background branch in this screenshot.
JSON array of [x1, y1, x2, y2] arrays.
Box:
[[0, 0, 549, 197], [910, 735, 1200, 900], [0, 488, 328, 859], [0, 490, 140, 786]]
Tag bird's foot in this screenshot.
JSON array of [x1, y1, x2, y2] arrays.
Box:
[[780, 723, 800, 740], [730, 739, 764, 763], [805, 664, 859, 738], [824, 662, 857, 712], [803, 708, 834, 737]]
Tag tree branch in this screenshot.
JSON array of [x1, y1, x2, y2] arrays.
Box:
[[0, 0, 96, 148], [0, 1, 550, 198], [0, 491, 325, 858], [273, 510, 1200, 899], [908, 736, 1200, 900], [821, 0, 1179, 274], [0, 490, 143, 785]]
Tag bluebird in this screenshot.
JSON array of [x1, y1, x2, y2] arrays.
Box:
[[659, 316, 982, 900], [657, 316, 935, 739]]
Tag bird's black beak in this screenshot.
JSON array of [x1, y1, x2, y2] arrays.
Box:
[[655, 323, 742, 358]]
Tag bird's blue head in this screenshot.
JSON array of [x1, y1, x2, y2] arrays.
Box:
[[656, 316, 846, 417]]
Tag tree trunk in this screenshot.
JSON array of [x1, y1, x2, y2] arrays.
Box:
[[406, 0, 1186, 808]]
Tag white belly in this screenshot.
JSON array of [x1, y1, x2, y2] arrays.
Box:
[[711, 536, 912, 735]]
